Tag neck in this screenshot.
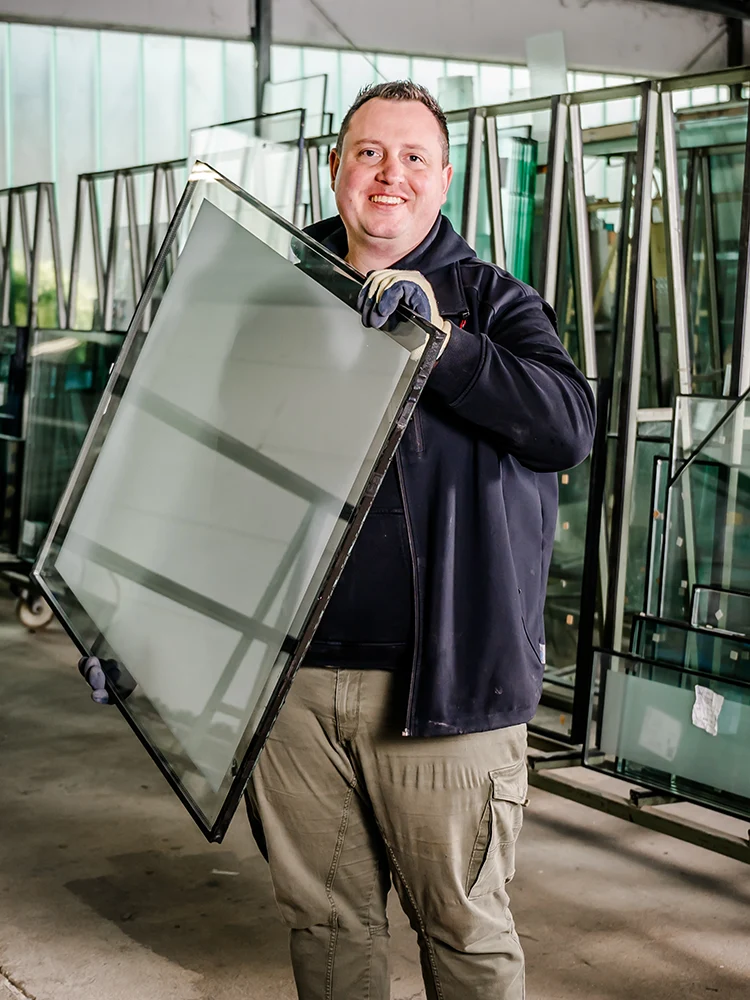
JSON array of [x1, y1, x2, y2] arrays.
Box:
[[345, 233, 424, 276]]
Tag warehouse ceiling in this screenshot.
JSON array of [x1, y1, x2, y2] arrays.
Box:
[[647, 0, 750, 17]]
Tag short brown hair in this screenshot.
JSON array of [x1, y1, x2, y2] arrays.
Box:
[[336, 81, 450, 167]]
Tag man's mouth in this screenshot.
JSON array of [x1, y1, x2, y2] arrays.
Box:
[[369, 195, 405, 205]]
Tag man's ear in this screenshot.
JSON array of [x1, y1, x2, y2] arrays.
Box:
[[329, 147, 341, 192], [441, 163, 454, 206]]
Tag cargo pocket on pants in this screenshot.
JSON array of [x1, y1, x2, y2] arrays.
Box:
[[466, 758, 528, 899]]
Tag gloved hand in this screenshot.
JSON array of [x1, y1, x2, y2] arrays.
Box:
[[357, 270, 452, 360], [78, 656, 137, 705]]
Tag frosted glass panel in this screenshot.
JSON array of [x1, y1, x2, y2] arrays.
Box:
[[10, 24, 53, 185], [34, 169, 445, 839]]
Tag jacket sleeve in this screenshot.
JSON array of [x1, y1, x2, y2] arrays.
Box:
[[425, 286, 596, 472]]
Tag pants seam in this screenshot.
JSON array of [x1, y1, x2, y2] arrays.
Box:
[[379, 835, 445, 1000], [323, 782, 355, 999]]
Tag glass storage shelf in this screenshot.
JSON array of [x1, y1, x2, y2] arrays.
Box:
[[691, 585, 750, 637], [588, 650, 750, 820], [32, 162, 447, 841], [631, 613, 750, 683], [18, 329, 124, 561]]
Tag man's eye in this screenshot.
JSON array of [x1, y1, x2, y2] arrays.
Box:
[[361, 149, 378, 158], [408, 155, 423, 163]]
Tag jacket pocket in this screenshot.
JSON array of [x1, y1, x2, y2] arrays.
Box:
[[521, 614, 545, 665], [466, 758, 528, 899]]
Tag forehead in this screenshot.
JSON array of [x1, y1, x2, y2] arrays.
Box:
[[344, 98, 444, 150]]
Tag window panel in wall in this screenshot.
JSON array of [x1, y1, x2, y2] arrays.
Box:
[[272, 47, 304, 84], [509, 66, 530, 100], [143, 36, 185, 164], [373, 54, 411, 82], [410, 58, 446, 99], [99, 31, 142, 171], [478, 64, 512, 107], [0, 26, 9, 189], [337, 52, 378, 127], [224, 41, 255, 122], [55, 29, 98, 276], [10, 23, 53, 186], [185, 38, 225, 135]]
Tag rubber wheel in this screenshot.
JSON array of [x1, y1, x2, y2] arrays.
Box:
[[16, 596, 54, 632]]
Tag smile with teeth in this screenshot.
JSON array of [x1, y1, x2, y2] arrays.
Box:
[[370, 195, 405, 205]]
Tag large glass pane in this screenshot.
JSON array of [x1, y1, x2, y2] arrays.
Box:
[[588, 650, 750, 820], [189, 110, 304, 223], [691, 585, 750, 636], [19, 329, 124, 561], [33, 165, 446, 839], [263, 75, 327, 137]]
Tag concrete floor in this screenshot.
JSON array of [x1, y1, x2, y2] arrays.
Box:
[[1, 593, 749, 1000]]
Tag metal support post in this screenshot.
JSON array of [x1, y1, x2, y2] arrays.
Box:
[[102, 173, 124, 331], [88, 179, 106, 328], [461, 109, 484, 250], [538, 96, 569, 307], [730, 104, 750, 397], [27, 186, 44, 330], [484, 115, 506, 268], [602, 82, 659, 652], [252, 0, 272, 120], [568, 103, 597, 380], [46, 184, 67, 329], [658, 87, 692, 398], [307, 145, 322, 225]]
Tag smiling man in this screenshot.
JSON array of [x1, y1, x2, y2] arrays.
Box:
[[81, 81, 595, 1000], [243, 82, 596, 1000]]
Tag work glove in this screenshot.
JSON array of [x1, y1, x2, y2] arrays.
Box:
[[357, 270, 452, 360], [78, 655, 136, 705]]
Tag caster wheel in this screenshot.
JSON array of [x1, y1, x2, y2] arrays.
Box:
[[16, 595, 54, 632]]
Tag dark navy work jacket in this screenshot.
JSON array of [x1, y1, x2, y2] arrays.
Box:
[[305, 213, 596, 737]]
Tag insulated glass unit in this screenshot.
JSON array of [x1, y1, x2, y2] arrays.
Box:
[[32, 163, 447, 841]]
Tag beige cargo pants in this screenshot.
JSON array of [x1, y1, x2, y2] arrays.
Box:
[[247, 668, 527, 1000]]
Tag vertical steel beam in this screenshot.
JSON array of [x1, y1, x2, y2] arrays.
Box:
[[538, 96, 569, 307], [66, 176, 85, 329], [729, 104, 750, 396], [102, 172, 124, 330], [88, 178, 106, 327], [700, 154, 722, 390], [484, 115, 506, 268], [307, 144, 322, 225], [0, 192, 13, 326], [658, 87, 692, 397], [461, 109, 484, 250], [253, 0, 272, 119], [602, 82, 660, 652], [568, 103, 597, 379], [125, 171, 143, 305]]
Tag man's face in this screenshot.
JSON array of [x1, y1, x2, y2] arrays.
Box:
[[330, 98, 453, 262]]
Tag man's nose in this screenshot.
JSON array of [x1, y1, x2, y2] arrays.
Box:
[[375, 156, 404, 185]]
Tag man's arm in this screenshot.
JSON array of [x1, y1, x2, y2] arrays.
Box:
[[423, 290, 595, 473]]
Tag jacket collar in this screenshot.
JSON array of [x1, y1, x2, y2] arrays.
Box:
[[305, 213, 472, 320]]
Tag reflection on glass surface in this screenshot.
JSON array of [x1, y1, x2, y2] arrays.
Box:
[[590, 650, 750, 819], [691, 585, 750, 637], [33, 166, 444, 838], [189, 110, 304, 224], [19, 330, 124, 561]]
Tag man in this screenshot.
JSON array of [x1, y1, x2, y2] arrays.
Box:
[[83, 82, 595, 1000]]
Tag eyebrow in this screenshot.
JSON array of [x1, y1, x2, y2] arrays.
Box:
[[352, 139, 431, 154]]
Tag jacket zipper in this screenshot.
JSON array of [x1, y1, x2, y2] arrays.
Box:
[[396, 447, 420, 736]]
